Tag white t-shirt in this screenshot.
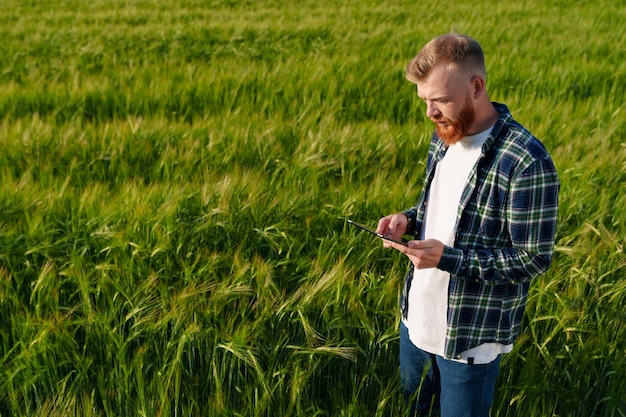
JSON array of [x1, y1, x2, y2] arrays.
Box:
[[404, 128, 513, 364]]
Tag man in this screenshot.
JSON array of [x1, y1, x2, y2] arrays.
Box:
[[376, 34, 559, 416]]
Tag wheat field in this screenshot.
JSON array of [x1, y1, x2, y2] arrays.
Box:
[[0, 0, 624, 416]]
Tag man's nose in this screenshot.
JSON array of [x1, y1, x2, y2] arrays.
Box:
[[425, 102, 440, 119]]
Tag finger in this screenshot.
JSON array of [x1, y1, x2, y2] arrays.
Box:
[[387, 240, 409, 253], [388, 215, 403, 234], [407, 240, 434, 250], [376, 216, 391, 234]]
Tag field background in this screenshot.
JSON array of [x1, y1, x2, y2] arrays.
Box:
[[0, 0, 625, 416]]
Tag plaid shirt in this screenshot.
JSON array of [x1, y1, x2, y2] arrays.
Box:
[[401, 102, 560, 359]]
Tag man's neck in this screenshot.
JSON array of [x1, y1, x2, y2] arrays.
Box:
[[469, 103, 500, 135]]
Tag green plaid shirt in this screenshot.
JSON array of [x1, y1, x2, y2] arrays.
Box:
[[401, 103, 560, 359]]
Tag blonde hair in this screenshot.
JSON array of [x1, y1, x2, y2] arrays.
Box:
[[405, 33, 486, 84]]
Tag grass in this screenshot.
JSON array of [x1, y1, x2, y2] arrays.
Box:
[[0, 0, 625, 416]]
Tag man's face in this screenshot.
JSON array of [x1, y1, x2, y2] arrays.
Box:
[[417, 64, 476, 145]]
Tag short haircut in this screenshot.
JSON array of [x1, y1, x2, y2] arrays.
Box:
[[405, 33, 486, 84]]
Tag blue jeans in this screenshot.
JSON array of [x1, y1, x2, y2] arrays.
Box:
[[400, 322, 501, 417]]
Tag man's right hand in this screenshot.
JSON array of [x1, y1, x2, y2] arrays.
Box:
[[376, 214, 409, 248]]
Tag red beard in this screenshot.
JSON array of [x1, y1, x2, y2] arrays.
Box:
[[433, 96, 475, 146]]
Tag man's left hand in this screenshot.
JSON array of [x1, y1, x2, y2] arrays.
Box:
[[386, 239, 444, 269]]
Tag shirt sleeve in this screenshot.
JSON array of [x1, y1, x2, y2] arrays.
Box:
[[438, 157, 560, 284]]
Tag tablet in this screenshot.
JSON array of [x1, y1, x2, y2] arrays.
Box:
[[348, 219, 409, 246]]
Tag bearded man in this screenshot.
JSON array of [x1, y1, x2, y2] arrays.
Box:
[[376, 34, 560, 416]]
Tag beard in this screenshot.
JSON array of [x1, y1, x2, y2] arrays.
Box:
[[433, 96, 475, 146]]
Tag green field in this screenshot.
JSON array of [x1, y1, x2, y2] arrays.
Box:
[[0, 0, 625, 416]]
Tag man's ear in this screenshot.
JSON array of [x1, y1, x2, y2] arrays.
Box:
[[472, 76, 486, 99]]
